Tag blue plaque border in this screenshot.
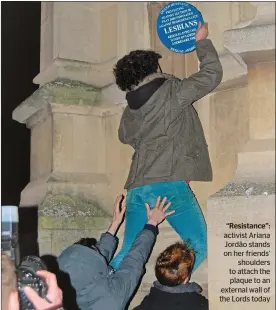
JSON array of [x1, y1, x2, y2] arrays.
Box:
[[156, 2, 204, 54]]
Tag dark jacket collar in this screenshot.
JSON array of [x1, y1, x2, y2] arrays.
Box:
[[153, 281, 203, 294], [129, 73, 176, 91], [126, 78, 167, 110], [125, 72, 178, 110]]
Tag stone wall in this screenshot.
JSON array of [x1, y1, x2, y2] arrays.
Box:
[[13, 2, 152, 257], [207, 2, 275, 309], [12, 1, 275, 309]]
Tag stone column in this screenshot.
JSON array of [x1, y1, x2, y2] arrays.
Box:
[[207, 3, 275, 309], [13, 2, 151, 256]]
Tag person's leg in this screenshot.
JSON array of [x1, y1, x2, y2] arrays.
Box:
[[111, 181, 207, 271], [110, 188, 148, 270], [165, 181, 207, 271]]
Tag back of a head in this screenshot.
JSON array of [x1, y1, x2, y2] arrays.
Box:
[[155, 242, 195, 287], [113, 50, 162, 92], [1, 252, 17, 310]]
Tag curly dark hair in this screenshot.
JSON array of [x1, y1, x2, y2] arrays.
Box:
[[113, 50, 162, 91]]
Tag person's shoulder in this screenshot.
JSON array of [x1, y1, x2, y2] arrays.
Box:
[[133, 287, 162, 310], [160, 75, 182, 94], [189, 292, 209, 308], [161, 73, 181, 85]]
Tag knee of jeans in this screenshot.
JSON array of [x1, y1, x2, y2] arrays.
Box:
[[202, 236, 208, 254], [191, 234, 207, 254], [195, 242, 207, 261]]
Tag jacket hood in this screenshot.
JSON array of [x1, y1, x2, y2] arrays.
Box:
[[130, 72, 176, 91], [57, 244, 109, 300], [126, 73, 176, 110], [153, 281, 203, 294]]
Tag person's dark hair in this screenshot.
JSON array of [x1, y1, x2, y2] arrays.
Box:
[[74, 238, 97, 248], [155, 242, 195, 287], [113, 50, 162, 91]]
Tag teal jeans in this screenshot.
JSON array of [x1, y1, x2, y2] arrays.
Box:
[[110, 180, 207, 271]]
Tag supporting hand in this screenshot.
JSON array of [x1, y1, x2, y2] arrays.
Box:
[[145, 197, 175, 226]]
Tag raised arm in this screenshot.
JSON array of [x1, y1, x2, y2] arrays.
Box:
[[109, 226, 156, 306], [175, 23, 223, 107], [96, 195, 126, 262]]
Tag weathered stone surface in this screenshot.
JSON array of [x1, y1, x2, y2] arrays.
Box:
[[12, 79, 100, 125], [39, 192, 109, 218], [207, 194, 275, 310], [39, 216, 110, 230], [207, 63, 275, 310], [50, 229, 105, 257], [248, 64, 275, 140], [38, 2, 151, 88], [216, 52, 248, 91], [213, 181, 275, 198], [12, 3, 275, 309], [34, 58, 116, 90], [37, 190, 111, 256], [224, 25, 275, 55], [223, 3, 275, 65], [45, 79, 101, 105], [190, 2, 257, 53]]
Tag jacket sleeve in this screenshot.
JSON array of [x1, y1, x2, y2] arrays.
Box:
[[118, 107, 129, 145], [108, 227, 157, 307], [96, 232, 118, 263], [175, 39, 223, 108]]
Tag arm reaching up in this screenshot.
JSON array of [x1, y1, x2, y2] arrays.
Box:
[[96, 195, 126, 262], [175, 22, 223, 107]]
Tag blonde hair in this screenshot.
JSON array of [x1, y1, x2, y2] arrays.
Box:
[[155, 242, 195, 286], [1, 253, 17, 309]]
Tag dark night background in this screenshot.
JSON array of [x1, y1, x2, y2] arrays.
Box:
[[2, 1, 41, 258]]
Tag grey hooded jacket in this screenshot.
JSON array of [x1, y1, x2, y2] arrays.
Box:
[[119, 39, 223, 190], [57, 226, 157, 310]]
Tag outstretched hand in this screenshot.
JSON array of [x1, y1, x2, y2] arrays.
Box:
[[145, 196, 175, 226], [195, 22, 209, 42]]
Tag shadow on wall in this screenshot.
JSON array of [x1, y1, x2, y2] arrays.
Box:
[[41, 238, 98, 310], [41, 254, 80, 310], [19, 206, 39, 260]]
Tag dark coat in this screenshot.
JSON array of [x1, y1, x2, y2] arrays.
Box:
[[57, 226, 157, 310], [119, 39, 223, 190], [133, 281, 208, 310]]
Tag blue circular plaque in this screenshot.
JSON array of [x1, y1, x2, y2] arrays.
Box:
[[156, 2, 204, 54]]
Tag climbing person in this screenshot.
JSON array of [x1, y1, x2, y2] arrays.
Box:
[[110, 22, 223, 271]]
